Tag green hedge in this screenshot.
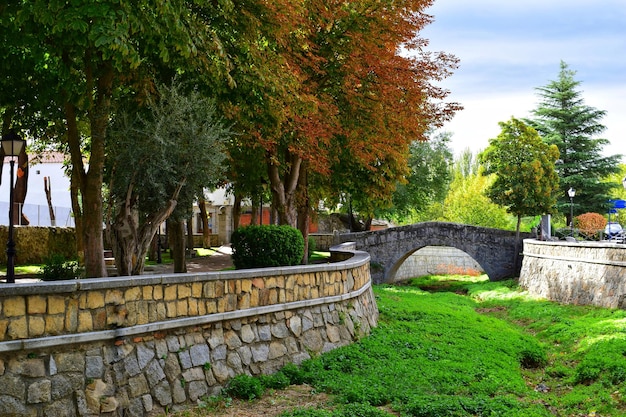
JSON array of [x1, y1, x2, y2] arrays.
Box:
[[231, 225, 304, 269]]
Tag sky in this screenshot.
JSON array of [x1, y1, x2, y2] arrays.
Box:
[[419, 0, 625, 162]]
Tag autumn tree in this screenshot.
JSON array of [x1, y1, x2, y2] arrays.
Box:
[[105, 81, 229, 275], [235, 0, 460, 237], [480, 118, 560, 266], [526, 61, 622, 221]]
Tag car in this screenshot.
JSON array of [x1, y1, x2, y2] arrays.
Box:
[[605, 222, 624, 239]]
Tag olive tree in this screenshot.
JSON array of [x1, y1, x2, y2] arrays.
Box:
[[105, 81, 230, 275]]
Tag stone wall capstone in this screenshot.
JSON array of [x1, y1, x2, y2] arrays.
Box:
[[0, 247, 378, 416]]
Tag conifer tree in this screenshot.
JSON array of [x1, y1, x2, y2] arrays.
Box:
[[527, 61, 622, 220]]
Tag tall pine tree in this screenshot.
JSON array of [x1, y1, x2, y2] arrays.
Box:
[[527, 61, 622, 222]]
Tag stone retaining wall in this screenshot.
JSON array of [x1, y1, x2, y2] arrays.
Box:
[[0, 248, 378, 416], [394, 246, 484, 281], [519, 239, 626, 308]]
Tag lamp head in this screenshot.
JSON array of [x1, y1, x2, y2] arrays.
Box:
[[1, 131, 25, 157], [567, 187, 576, 198]]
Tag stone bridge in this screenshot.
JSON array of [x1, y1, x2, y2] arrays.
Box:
[[336, 221, 532, 283]]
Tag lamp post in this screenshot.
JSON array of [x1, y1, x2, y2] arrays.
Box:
[[1, 132, 25, 283], [568, 187, 576, 237]]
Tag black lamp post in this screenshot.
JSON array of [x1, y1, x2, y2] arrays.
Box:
[[2, 132, 25, 283], [567, 187, 576, 237]]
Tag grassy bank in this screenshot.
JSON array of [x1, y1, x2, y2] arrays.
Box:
[[174, 274, 626, 416]]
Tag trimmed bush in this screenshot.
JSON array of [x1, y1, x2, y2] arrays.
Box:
[[231, 225, 305, 269]]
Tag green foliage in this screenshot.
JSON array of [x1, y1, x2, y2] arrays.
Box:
[[381, 132, 454, 222], [480, 117, 560, 223], [527, 61, 622, 216], [223, 374, 264, 400], [441, 171, 512, 228], [231, 225, 304, 269], [279, 403, 394, 417], [259, 371, 291, 390], [38, 254, 83, 281]]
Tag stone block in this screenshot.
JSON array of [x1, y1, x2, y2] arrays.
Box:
[[178, 284, 191, 299], [77, 311, 93, 333], [8, 316, 28, 339], [164, 285, 177, 301], [28, 316, 46, 337], [45, 315, 64, 335], [4, 297, 26, 317], [27, 295, 47, 314], [27, 379, 51, 404]]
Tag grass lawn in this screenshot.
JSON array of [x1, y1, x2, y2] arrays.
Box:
[[174, 275, 626, 417]]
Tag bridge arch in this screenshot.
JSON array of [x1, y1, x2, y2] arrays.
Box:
[[393, 245, 484, 281], [336, 222, 531, 284]]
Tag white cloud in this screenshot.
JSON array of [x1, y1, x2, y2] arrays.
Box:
[[421, 1, 625, 162]]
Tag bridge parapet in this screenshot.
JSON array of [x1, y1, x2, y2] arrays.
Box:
[[337, 221, 531, 283]]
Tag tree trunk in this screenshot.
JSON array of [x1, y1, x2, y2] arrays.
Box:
[[44, 177, 56, 226], [514, 214, 522, 272], [268, 152, 301, 227], [297, 161, 309, 264], [64, 60, 114, 278], [232, 193, 243, 230], [186, 214, 194, 256], [198, 198, 210, 248], [69, 162, 84, 262], [13, 146, 29, 225], [168, 218, 187, 273]]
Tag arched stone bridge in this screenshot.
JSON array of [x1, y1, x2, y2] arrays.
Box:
[[336, 221, 532, 284]]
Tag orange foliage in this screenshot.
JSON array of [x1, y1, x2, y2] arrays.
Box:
[[575, 212, 607, 239]]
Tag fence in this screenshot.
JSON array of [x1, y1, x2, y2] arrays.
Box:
[[0, 202, 74, 227]]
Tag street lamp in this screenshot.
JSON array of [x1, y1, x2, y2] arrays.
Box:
[[1, 131, 25, 283], [568, 187, 576, 237]]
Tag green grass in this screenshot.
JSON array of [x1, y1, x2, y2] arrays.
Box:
[[276, 275, 626, 416]]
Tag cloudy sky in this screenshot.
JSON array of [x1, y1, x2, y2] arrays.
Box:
[[420, 0, 625, 162]]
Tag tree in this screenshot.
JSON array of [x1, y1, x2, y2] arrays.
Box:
[[441, 168, 511, 229], [237, 0, 460, 234], [3, 1, 237, 277], [380, 132, 454, 223], [480, 118, 560, 266], [527, 61, 622, 223], [105, 81, 230, 276]]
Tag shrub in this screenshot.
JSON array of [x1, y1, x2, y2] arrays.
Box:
[[223, 374, 264, 400], [575, 212, 606, 240], [39, 254, 83, 281], [231, 225, 305, 269], [259, 371, 291, 390], [280, 362, 306, 385]]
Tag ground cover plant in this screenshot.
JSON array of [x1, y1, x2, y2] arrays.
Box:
[[163, 275, 626, 416]]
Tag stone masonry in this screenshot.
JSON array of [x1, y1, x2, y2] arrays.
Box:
[[520, 239, 626, 308], [336, 221, 532, 283], [0, 248, 378, 416]]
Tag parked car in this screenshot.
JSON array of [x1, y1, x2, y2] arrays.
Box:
[[605, 222, 624, 240]]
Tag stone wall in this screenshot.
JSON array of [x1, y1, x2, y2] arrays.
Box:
[[519, 239, 626, 308], [0, 248, 378, 416], [394, 246, 484, 281]]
